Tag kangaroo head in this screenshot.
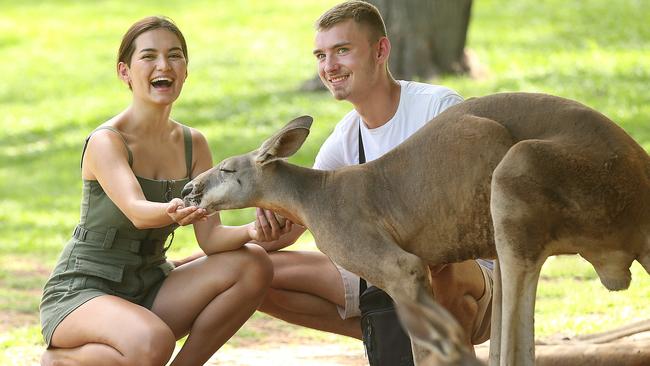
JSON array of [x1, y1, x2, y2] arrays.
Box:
[[181, 115, 313, 214]]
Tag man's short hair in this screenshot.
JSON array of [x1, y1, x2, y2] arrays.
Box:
[[316, 1, 387, 42]]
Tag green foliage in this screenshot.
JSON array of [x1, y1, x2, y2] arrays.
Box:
[[0, 0, 648, 361]]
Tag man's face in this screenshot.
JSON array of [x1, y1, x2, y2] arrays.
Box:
[[313, 20, 379, 102]]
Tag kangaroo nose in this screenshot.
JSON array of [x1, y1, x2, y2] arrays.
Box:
[[181, 182, 194, 199]]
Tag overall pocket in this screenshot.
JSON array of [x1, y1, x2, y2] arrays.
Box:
[[69, 255, 125, 293]]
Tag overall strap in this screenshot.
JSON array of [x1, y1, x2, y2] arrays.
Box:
[[81, 126, 133, 168], [182, 125, 193, 178], [358, 120, 367, 293]]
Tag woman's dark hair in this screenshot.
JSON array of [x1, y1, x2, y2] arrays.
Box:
[[117, 16, 188, 67]]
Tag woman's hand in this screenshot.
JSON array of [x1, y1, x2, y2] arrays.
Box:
[[167, 198, 208, 226], [168, 251, 205, 268]]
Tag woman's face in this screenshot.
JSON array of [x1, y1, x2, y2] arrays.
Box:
[[118, 28, 187, 106]]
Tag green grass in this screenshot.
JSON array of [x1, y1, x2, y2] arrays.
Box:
[[1, 0, 649, 363], [536, 257, 650, 336]]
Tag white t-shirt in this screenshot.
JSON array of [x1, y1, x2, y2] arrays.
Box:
[[314, 80, 463, 170]]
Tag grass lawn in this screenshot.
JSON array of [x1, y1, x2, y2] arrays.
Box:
[[1, 0, 649, 364]]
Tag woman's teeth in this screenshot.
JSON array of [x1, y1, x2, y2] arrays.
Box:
[[151, 77, 173, 88]]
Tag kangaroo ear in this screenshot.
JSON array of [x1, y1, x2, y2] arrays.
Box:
[[255, 115, 313, 165]]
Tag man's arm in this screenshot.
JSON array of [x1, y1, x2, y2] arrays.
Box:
[[252, 208, 307, 251], [254, 224, 307, 252]]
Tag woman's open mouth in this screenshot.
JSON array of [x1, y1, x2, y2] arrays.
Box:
[[151, 77, 174, 89]]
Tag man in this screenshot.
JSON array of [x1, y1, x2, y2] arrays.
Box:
[[256, 0, 492, 348]]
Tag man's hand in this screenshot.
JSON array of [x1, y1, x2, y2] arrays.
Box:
[[167, 198, 208, 226], [248, 208, 293, 242]]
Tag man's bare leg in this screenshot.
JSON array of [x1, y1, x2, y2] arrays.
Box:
[[430, 260, 488, 348], [259, 251, 489, 347], [258, 250, 362, 339]]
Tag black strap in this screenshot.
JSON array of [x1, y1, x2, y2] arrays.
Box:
[[358, 120, 368, 294], [358, 121, 366, 164]]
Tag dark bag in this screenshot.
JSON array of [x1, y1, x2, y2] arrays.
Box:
[[359, 279, 415, 366], [357, 123, 414, 366]]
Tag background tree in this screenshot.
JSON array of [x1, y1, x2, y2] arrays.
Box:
[[369, 0, 475, 80]]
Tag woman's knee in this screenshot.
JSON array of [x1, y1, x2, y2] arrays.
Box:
[[122, 321, 175, 366], [237, 244, 273, 291]]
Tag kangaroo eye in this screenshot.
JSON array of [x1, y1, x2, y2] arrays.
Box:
[[220, 168, 235, 173]]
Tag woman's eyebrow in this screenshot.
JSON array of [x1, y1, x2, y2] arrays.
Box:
[[138, 46, 183, 53]]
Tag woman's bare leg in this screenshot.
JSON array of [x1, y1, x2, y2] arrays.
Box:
[[41, 295, 176, 366], [151, 243, 272, 366]]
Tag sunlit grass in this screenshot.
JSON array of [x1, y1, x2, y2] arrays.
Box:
[[536, 257, 650, 337]]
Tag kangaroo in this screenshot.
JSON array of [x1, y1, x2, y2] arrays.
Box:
[[182, 92, 650, 365]]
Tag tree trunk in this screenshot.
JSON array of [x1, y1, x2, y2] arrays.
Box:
[[368, 0, 474, 80]]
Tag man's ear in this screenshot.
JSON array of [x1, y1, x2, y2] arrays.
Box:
[[255, 115, 313, 165], [376, 36, 391, 64]]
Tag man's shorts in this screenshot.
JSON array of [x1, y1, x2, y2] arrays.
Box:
[[334, 259, 493, 345]]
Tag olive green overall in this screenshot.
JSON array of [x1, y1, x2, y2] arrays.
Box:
[[40, 126, 192, 345]]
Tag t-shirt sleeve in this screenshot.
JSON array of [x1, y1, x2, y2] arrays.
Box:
[[437, 92, 464, 114], [313, 131, 345, 170]]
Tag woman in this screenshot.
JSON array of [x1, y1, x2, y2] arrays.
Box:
[[40, 16, 281, 366]]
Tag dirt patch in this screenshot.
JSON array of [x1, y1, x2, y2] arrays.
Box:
[[207, 344, 367, 366], [227, 314, 354, 347], [206, 314, 368, 365], [0, 311, 39, 334]]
